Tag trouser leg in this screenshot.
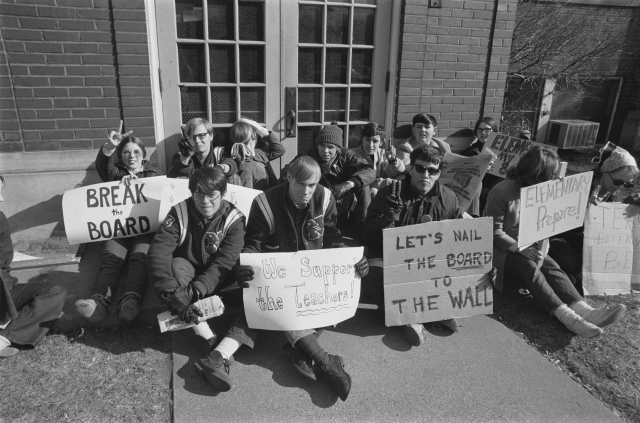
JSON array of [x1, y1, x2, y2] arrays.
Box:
[[119, 233, 154, 302], [353, 185, 371, 225], [92, 238, 129, 301], [359, 265, 385, 309]]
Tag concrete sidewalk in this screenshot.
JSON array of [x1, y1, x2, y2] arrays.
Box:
[[172, 310, 620, 423]]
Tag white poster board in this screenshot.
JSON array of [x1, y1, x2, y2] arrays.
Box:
[[63, 176, 167, 245], [382, 218, 493, 326], [485, 133, 558, 178], [582, 203, 640, 295], [440, 153, 494, 211], [241, 247, 363, 331], [518, 172, 593, 247]]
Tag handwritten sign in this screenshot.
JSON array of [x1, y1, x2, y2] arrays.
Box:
[[241, 247, 363, 330], [485, 133, 558, 178], [382, 218, 493, 326], [582, 203, 640, 295], [63, 176, 166, 245], [518, 172, 592, 247], [440, 153, 494, 211]]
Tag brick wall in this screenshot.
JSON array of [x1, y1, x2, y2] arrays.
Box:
[[0, 0, 155, 153], [396, 0, 518, 137]]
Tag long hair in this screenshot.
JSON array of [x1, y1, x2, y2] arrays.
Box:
[[507, 146, 559, 187], [287, 156, 321, 184], [116, 136, 146, 160], [229, 121, 256, 162]]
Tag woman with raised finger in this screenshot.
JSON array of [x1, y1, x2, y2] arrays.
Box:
[[485, 146, 626, 338], [75, 129, 161, 323]]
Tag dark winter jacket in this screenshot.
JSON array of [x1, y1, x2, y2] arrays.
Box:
[[148, 198, 246, 297], [95, 147, 160, 182], [167, 146, 238, 180], [236, 132, 285, 191]]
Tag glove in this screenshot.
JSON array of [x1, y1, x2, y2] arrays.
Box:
[[623, 193, 640, 206], [384, 180, 403, 222], [178, 137, 195, 158], [178, 304, 204, 325], [331, 181, 353, 198], [234, 265, 255, 288], [168, 285, 199, 314], [355, 256, 369, 278]]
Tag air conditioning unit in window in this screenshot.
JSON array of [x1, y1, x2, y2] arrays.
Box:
[[545, 119, 600, 149]]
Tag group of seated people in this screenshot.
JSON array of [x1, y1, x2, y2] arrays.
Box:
[[0, 112, 636, 402]]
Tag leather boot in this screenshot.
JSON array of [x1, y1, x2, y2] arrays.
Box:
[[320, 354, 351, 401]]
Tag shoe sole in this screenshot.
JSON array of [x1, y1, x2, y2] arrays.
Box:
[[118, 305, 139, 322], [75, 301, 108, 323], [402, 325, 426, 347], [591, 306, 626, 328], [0, 347, 19, 358], [334, 355, 351, 402], [194, 361, 232, 392], [282, 344, 316, 381]]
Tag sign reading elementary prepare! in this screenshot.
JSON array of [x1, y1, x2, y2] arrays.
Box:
[[241, 247, 364, 331], [382, 218, 493, 327], [517, 172, 593, 247], [63, 177, 261, 245], [484, 133, 558, 178], [583, 203, 640, 295], [439, 153, 494, 211]]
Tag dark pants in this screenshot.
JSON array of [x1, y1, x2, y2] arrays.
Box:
[[548, 237, 584, 296], [0, 283, 66, 347], [92, 234, 153, 304], [171, 257, 257, 348], [503, 252, 582, 312], [360, 266, 385, 309], [337, 185, 371, 227]]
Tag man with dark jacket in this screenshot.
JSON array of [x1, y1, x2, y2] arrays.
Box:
[[147, 167, 253, 392], [361, 145, 465, 347]]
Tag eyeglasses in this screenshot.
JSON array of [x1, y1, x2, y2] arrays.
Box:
[[122, 151, 143, 158], [412, 164, 440, 176], [608, 174, 635, 188], [194, 133, 209, 141], [194, 191, 222, 202], [477, 128, 492, 133]]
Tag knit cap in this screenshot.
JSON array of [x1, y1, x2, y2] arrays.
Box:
[[315, 125, 343, 148]]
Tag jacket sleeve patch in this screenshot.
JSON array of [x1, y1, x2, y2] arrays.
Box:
[[162, 216, 175, 228]]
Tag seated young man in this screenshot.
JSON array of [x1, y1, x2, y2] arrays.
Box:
[[361, 145, 464, 346], [349, 122, 405, 199], [147, 167, 253, 392], [230, 156, 369, 401], [0, 175, 67, 358], [284, 125, 375, 229]]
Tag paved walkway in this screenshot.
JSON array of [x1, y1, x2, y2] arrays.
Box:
[[172, 310, 620, 423]]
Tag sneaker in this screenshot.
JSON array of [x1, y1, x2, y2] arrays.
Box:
[[0, 346, 19, 358], [282, 343, 316, 381], [579, 304, 626, 328], [402, 323, 427, 346], [439, 318, 460, 333], [194, 350, 233, 392], [320, 354, 351, 401], [75, 298, 108, 323], [117, 296, 140, 322]]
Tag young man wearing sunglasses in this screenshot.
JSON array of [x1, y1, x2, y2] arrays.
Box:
[[360, 145, 466, 346]]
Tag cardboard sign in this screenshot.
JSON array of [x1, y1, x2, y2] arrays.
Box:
[[582, 203, 640, 295], [518, 172, 593, 247], [440, 153, 494, 211], [63, 176, 166, 245], [382, 218, 493, 326], [241, 247, 363, 331], [485, 133, 558, 178]]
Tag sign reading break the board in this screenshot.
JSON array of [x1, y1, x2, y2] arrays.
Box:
[[517, 172, 593, 247], [582, 203, 640, 295], [485, 133, 558, 178], [241, 247, 364, 331], [382, 218, 494, 327]]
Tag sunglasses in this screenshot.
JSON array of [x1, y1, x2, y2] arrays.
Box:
[[412, 164, 440, 176], [609, 174, 635, 188], [194, 133, 209, 141], [194, 191, 222, 202]]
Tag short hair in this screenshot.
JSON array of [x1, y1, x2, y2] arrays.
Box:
[[361, 122, 385, 142], [116, 136, 146, 160], [189, 167, 227, 196], [412, 113, 438, 128], [229, 121, 255, 144], [507, 146, 560, 187], [474, 116, 498, 133], [287, 156, 321, 184], [183, 118, 214, 140], [409, 145, 444, 169]]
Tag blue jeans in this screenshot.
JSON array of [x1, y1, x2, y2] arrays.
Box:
[[92, 234, 153, 304], [171, 257, 257, 348], [0, 283, 66, 347]]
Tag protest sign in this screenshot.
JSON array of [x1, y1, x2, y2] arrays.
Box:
[[382, 218, 493, 326], [241, 247, 363, 331], [485, 133, 558, 178], [440, 153, 494, 211], [63, 176, 166, 245], [582, 203, 640, 295], [517, 172, 592, 247]]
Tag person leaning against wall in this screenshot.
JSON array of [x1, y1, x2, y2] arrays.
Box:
[[395, 113, 451, 169], [75, 128, 161, 323]]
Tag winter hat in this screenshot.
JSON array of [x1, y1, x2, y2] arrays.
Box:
[[315, 125, 343, 148], [593, 141, 638, 173]]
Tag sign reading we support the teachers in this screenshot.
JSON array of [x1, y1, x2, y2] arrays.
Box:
[[383, 218, 493, 327], [241, 247, 363, 331], [517, 172, 593, 247], [582, 203, 640, 295], [485, 133, 558, 178], [439, 153, 494, 211]]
